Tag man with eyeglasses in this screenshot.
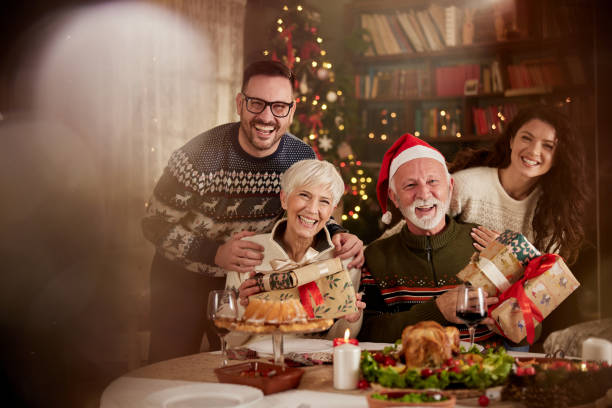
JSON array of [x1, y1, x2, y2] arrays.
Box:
[[142, 60, 365, 363]]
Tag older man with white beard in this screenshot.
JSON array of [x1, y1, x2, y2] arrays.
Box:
[[358, 134, 499, 343]]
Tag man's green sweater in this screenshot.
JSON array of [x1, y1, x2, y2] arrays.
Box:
[[358, 217, 493, 343]]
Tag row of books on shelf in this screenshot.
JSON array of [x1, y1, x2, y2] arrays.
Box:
[[472, 103, 519, 137], [414, 107, 463, 139], [356, 54, 587, 101], [359, 2, 514, 56], [355, 67, 430, 100], [506, 56, 586, 91], [435, 61, 504, 97]]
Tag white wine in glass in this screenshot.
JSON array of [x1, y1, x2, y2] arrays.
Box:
[[207, 290, 237, 367], [455, 285, 487, 349]]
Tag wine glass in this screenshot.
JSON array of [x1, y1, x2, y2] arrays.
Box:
[[207, 290, 237, 367], [455, 285, 487, 349]]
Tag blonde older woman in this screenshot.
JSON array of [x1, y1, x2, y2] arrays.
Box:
[[225, 159, 365, 346]]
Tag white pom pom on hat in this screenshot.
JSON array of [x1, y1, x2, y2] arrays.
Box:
[[376, 133, 448, 224]]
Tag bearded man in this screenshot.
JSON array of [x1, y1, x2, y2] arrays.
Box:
[[358, 134, 499, 343]]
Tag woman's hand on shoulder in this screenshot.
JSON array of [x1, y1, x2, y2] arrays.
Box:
[[470, 226, 500, 252], [341, 292, 365, 323], [332, 232, 364, 269]]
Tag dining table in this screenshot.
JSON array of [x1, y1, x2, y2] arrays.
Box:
[[100, 338, 538, 408]]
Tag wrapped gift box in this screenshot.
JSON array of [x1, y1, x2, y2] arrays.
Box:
[[250, 257, 358, 320], [457, 230, 541, 296], [490, 254, 580, 344]]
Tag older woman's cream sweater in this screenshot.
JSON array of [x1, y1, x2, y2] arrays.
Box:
[[225, 219, 362, 347]]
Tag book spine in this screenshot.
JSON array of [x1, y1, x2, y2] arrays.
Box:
[[396, 11, 424, 52]]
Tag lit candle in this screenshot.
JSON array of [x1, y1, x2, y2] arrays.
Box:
[[333, 328, 361, 390]]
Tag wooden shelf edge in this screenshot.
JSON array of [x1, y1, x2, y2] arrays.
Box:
[[357, 86, 592, 103], [352, 37, 591, 64]]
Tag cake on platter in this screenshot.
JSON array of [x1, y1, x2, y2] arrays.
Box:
[[216, 298, 333, 334]]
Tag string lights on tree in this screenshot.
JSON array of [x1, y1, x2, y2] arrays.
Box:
[[261, 1, 378, 236]]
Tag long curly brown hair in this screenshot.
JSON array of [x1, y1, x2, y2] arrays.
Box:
[[449, 105, 588, 264]]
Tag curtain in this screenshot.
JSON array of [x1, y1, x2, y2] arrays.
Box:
[[32, 0, 246, 268], [3, 0, 246, 367]]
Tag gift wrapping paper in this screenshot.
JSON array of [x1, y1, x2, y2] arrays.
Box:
[[490, 256, 580, 344], [250, 258, 358, 320], [457, 230, 541, 296]]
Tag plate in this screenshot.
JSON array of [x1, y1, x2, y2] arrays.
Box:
[[215, 362, 304, 395], [145, 382, 263, 407], [246, 338, 334, 355]]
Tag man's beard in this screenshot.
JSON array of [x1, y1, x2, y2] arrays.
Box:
[[399, 197, 449, 231], [240, 117, 283, 152]]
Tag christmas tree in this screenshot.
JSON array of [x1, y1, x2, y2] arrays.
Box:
[[260, 1, 382, 242]]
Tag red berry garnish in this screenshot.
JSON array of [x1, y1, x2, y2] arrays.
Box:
[[420, 368, 433, 377], [524, 366, 535, 376], [384, 356, 396, 366], [373, 352, 385, 364], [478, 394, 490, 406], [357, 379, 369, 389]]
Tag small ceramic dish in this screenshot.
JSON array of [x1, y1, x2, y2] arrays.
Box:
[[214, 361, 304, 395], [366, 390, 456, 408]]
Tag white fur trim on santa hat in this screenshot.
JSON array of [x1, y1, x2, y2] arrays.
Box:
[[389, 145, 448, 180], [381, 210, 393, 225]]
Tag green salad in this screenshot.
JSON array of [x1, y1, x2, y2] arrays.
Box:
[[360, 344, 514, 390], [371, 392, 448, 402]]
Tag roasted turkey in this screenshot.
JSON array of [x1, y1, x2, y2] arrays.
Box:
[[401, 321, 460, 368]]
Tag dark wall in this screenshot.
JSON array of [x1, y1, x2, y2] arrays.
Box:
[[596, 0, 612, 319]]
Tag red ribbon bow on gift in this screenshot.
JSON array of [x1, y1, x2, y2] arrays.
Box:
[[298, 282, 324, 318], [488, 254, 559, 344]]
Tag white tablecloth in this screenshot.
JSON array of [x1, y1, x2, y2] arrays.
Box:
[[100, 377, 368, 408], [100, 377, 523, 408]]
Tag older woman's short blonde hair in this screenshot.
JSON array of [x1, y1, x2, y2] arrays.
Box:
[[280, 159, 345, 206]]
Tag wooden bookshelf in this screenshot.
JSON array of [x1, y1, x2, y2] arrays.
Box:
[[346, 0, 595, 162]]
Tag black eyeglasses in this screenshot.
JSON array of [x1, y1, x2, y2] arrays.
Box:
[[241, 93, 294, 118]]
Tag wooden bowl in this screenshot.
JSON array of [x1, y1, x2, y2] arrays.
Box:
[[214, 361, 304, 395], [366, 390, 456, 408]]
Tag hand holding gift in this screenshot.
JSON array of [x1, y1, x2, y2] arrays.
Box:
[[457, 230, 580, 344], [250, 257, 358, 320], [489, 254, 580, 344], [457, 230, 541, 296]]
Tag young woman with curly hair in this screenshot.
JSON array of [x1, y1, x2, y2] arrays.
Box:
[[448, 105, 588, 265]]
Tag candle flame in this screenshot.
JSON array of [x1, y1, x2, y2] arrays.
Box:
[[344, 328, 350, 342]]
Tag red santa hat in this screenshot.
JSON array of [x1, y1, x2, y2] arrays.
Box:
[[376, 133, 449, 224]]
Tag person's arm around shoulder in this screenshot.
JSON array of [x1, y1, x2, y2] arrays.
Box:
[[330, 227, 364, 269], [214, 231, 265, 274]]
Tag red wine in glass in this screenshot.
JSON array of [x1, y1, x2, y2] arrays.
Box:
[[456, 310, 487, 326], [455, 285, 487, 348]]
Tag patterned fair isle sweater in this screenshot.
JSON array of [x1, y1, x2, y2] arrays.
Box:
[[142, 122, 321, 277]]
